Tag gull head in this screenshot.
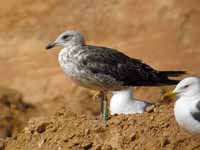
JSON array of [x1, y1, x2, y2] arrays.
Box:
[[163, 77, 200, 100], [46, 31, 85, 49]]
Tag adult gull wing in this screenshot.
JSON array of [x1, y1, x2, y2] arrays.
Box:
[[191, 100, 200, 122]]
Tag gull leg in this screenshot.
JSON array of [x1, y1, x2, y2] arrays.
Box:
[[92, 91, 101, 101], [98, 91, 104, 117], [91, 91, 103, 117], [103, 93, 108, 123], [100, 91, 104, 117], [100, 91, 108, 122], [92, 91, 108, 121]]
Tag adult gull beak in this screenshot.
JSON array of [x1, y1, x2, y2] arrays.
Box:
[[162, 92, 177, 101]]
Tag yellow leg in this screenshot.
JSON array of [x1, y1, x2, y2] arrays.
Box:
[[88, 90, 108, 122], [92, 91, 102, 101], [86, 90, 101, 101]]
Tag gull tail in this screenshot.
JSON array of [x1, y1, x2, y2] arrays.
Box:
[[123, 70, 186, 86], [155, 79, 180, 85], [153, 70, 186, 86], [159, 71, 186, 77]]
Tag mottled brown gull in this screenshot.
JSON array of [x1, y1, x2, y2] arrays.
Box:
[[46, 30, 185, 121]]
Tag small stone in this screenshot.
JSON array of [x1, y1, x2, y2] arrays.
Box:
[[85, 128, 90, 135], [64, 139, 68, 142], [51, 126, 58, 132], [24, 127, 31, 134], [58, 147, 62, 150], [102, 144, 112, 150], [94, 144, 102, 150], [146, 105, 155, 113], [94, 126, 104, 132], [81, 115, 86, 118], [161, 137, 170, 147], [13, 135, 17, 140], [0, 139, 4, 150], [55, 111, 64, 116], [63, 135, 69, 142], [130, 133, 136, 141], [36, 123, 48, 133], [82, 142, 93, 149], [74, 123, 79, 127], [72, 138, 80, 146], [135, 146, 139, 150], [153, 107, 159, 113], [69, 133, 75, 139], [150, 116, 154, 121], [160, 123, 169, 128], [163, 131, 169, 137]]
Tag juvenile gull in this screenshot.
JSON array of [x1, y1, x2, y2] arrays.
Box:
[[163, 77, 200, 134], [46, 30, 185, 121], [110, 88, 152, 115]]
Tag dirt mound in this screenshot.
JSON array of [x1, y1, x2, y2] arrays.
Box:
[[0, 88, 33, 139], [5, 103, 200, 150]]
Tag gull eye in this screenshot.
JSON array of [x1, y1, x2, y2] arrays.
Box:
[[183, 84, 190, 89], [62, 35, 70, 40]]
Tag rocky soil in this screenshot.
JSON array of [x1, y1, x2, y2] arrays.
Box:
[[5, 104, 200, 150]]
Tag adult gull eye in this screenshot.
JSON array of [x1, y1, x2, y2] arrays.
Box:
[[183, 84, 190, 89]]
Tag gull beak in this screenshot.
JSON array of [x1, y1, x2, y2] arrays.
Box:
[[46, 42, 56, 50], [162, 92, 177, 101]]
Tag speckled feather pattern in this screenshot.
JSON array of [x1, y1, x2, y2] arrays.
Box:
[[59, 44, 179, 90], [53, 31, 184, 91]]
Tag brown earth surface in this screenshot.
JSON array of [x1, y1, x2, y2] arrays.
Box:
[[0, 0, 200, 149], [4, 104, 200, 150]]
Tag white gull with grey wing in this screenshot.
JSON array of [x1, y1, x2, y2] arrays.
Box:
[[164, 77, 200, 134], [110, 88, 152, 115]]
